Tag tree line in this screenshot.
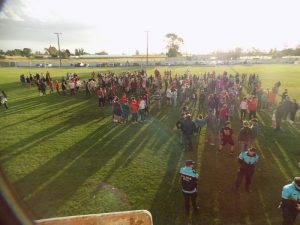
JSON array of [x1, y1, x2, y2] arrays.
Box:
[[0, 32, 299, 59]]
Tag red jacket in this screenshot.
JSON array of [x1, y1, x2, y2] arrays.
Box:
[[131, 100, 138, 113], [248, 100, 257, 111]]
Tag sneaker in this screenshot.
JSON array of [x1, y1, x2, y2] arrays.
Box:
[[210, 143, 215, 146], [229, 152, 234, 156]]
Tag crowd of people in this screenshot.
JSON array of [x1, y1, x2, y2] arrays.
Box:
[[18, 68, 299, 224]]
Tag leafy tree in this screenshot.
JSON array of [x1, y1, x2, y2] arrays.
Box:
[[60, 49, 71, 58], [44, 45, 58, 57], [165, 33, 184, 57], [22, 48, 32, 57], [75, 48, 87, 56], [6, 49, 23, 56]]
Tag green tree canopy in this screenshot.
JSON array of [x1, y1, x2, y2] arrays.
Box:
[[165, 33, 184, 57]]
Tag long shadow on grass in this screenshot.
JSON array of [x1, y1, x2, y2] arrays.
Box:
[[148, 137, 186, 225], [13, 119, 141, 219], [0, 101, 94, 163]]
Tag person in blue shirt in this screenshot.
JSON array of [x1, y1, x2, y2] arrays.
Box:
[[179, 160, 200, 214], [281, 177, 300, 225], [194, 114, 206, 135], [234, 147, 259, 192]]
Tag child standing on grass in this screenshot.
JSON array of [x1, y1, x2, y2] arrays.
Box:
[[194, 114, 206, 135]]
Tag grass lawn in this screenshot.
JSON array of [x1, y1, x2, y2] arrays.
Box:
[[0, 65, 300, 225]]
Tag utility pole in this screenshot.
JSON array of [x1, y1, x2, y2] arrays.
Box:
[[54, 32, 62, 67], [145, 31, 149, 66]]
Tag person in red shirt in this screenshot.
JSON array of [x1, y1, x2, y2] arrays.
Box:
[[97, 87, 105, 107], [55, 80, 60, 95], [218, 121, 234, 155], [120, 94, 128, 104], [49, 78, 54, 94], [219, 104, 229, 128], [112, 83, 117, 96], [130, 97, 139, 123], [247, 96, 257, 119]]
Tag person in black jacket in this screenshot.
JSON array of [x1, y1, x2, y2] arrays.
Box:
[[176, 113, 186, 145], [179, 160, 200, 214], [181, 114, 196, 151], [290, 99, 299, 123]]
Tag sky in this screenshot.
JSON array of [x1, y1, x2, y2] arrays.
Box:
[[0, 0, 299, 55]]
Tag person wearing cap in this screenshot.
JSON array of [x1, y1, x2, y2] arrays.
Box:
[[280, 177, 300, 225], [218, 121, 234, 155], [234, 147, 259, 192], [238, 121, 252, 151], [179, 160, 199, 214], [181, 114, 196, 151]]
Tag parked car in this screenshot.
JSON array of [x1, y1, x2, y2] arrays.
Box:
[[36, 63, 52, 67], [74, 62, 89, 67]]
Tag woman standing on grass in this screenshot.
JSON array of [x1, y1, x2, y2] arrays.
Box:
[[113, 97, 122, 123]]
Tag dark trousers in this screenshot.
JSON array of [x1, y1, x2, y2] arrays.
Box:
[[235, 168, 254, 190], [276, 117, 282, 130], [240, 109, 247, 121], [183, 192, 197, 213], [98, 97, 105, 107], [290, 111, 297, 122], [282, 207, 298, 225], [183, 134, 192, 151], [249, 111, 256, 120]]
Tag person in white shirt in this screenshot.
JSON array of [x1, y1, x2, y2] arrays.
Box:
[[166, 88, 172, 106], [138, 97, 146, 122], [240, 97, 248, 121]]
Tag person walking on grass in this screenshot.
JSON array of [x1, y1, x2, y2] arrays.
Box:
[[218, 121, 234, 155], [280, 177, 300, 225], [179, 160, 200, 215], [194, 114, 206, 135], [181, 114, 196, 151], [234, 147, 259, 193]]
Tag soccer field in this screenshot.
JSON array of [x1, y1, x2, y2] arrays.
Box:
[[0, 65, 299, 225]]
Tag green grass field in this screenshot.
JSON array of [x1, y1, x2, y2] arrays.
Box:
[[0, 65, 300, 225]]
